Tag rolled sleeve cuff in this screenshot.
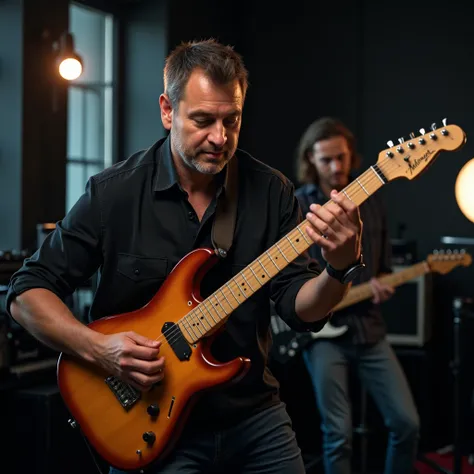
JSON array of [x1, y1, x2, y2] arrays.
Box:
[[277, 276, 332, 333], [5, 278, 63, 318]]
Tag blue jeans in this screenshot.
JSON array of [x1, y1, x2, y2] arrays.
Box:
[[303, 338, 419, 474], [109, 402, 305, 474]]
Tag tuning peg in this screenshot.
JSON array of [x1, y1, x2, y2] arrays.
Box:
[[387, 140, 394, 147], [398, 137, 405, 144], [419, 128, 426, 135], [409, 132, 415, 139], [431, 122, 437, 131], [442, 118, 447, 127]]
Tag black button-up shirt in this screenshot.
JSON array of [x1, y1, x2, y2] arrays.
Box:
[[7, 136, 327, 427], [295, 182, 392, 345]]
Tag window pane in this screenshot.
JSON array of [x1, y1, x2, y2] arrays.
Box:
[[67, 87, 84, 159], [85, 89, 103, 160], [70, 4, 106, 83], [66, 162, 86, 212], [66, 3, 115, 215]]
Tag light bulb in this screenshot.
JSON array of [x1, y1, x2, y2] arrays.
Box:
[[59, 57, 82, 81], [455, 158, 474, 223]]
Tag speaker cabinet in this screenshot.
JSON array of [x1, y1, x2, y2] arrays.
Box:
[[3, 383, 105, 474]]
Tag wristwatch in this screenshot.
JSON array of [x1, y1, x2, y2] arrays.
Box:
[[326, 254, 365, 284]]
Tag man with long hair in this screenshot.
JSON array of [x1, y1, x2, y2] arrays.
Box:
[[295, 117, 420, 474]]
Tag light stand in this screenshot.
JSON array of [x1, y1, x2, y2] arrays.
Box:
[[417, 236, 474, 474], [416, 297, 466, 474]]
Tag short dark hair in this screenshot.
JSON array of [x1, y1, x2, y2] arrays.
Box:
[[164, 38, 249, 109], [295, 117, 361, 185]]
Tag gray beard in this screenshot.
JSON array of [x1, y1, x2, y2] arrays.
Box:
[[173, 134, 227, 175], [180, 152, 223, 175]]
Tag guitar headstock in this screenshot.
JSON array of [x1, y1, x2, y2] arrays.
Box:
[[376, 120, 466, 181], [427, 249, 472, 274]]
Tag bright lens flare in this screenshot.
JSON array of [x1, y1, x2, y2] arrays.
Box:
[[455, 158, 474, 223], [59, 58, 82, 80]]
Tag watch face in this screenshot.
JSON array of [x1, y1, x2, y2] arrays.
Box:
[[343, 264, 365, 283]]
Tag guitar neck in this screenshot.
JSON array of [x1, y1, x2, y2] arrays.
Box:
[[332, 261, 430, 311], [179, 165, 387, 344]]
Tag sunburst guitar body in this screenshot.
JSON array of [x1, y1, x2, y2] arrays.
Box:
[[57, 248, 250, 472]]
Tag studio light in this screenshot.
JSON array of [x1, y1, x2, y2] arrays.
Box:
[[455, 158, 474, 223], [56, 32, 83, 81]]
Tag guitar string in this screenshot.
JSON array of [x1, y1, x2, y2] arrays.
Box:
[[151, 144, 444, 349], [154, 156, 403, 348]]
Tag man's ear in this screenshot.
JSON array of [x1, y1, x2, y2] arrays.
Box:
[[159, 93, 172, 131]]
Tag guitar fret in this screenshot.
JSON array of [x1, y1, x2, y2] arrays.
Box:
[[355, 177, 369, 195], [296, 225, 312, 246], [189, 313, 205, 336], [276, 243, 290, 263], [249, 266, 264, 285], [231, 279, 247, 301], [370, 165, 385, 184], [194, 308, 212, 331], [241, 272, 256, 292], [198, 316, 212, 331], [212, 294, 229, 315], [226, 282, 241, 304], [266, 250, 280, 270], [219, 289, 234, 311], [180, 318, 196, 340], [198, 304, 217, 325], [258, 259, 272, 278], [342, 190, 352, 202], [204, 300, 222, 322], [286, 235, 299, 254]]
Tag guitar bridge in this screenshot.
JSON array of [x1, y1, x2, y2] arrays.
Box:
[[105, 375, 141, 410]]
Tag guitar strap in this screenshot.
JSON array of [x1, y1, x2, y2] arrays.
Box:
[[211, 155, 239, 258]]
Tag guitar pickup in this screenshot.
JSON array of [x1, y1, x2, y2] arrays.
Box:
[[162, 322, 192, 361]]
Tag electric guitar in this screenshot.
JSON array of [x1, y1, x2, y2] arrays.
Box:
[[57, 122, 466, 471], [270, 249, 472, 363]]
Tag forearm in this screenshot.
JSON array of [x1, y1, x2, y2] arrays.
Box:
[[295, 269, 351, 322], [10, 288, 103, 363]]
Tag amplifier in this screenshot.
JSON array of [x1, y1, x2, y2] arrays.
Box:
[[382, 265, 433, 346]]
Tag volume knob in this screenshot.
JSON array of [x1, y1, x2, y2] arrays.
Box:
[[147, 404, 160, 417], [143, 431, 156, 445]]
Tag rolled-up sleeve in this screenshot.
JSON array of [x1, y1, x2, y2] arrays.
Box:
[[269, 181, 330, 333], [6, 177, 103, 316]]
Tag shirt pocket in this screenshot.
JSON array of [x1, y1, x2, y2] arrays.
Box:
[[108, 254, 169, 313], [116, 253, 168, 282]]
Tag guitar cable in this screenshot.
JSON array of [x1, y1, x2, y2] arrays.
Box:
[[73, 422, 107, 474]]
